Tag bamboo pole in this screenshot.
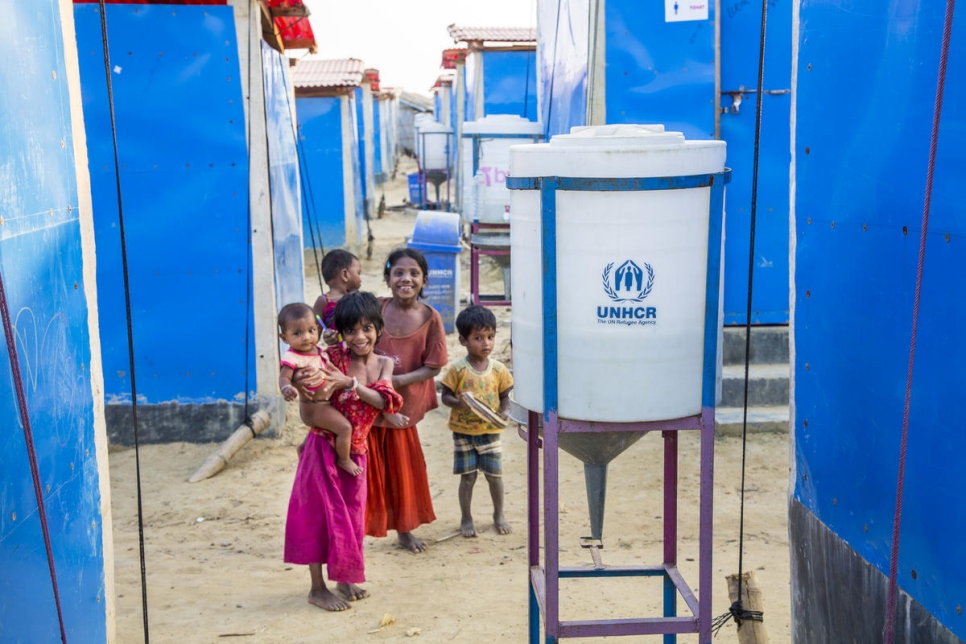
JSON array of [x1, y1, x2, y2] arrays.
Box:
[[188, 410, 272, 482], [726, 571, 769, 644]]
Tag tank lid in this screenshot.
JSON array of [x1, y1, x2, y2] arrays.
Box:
[[417, 121, 453, 133], [463, 114, 544, 135], [551, 124, 686, 147]]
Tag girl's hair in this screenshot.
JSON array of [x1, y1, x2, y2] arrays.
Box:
[[278, 302, 314, 330], [333, 291, 384, 336], [383, 247, 429, 298]]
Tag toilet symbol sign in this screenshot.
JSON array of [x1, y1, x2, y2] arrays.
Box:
[[665, 0, 708, 21]]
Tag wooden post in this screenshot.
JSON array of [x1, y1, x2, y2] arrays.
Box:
[[726, 571, 770, 644], [188, 410, 272, 482]]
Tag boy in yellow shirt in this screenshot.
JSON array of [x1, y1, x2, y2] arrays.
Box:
[[440, 305, 514, 537]]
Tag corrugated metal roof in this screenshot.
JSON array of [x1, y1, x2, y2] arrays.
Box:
[[447, 25, 536, 43], [291, 58, 365, 89], [399, 92, 433, 111]]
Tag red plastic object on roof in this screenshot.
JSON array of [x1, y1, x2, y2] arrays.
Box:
[[267, 0, 317, 51], [441, 48, 467, 69]]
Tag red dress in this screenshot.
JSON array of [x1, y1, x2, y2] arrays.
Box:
[[367, 300, 448, 537], [283, 346, 402, 581]]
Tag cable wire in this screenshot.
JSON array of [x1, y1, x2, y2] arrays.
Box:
[[713, 0, 769, 632], [884, 2, 956, 641], [96, 1, 149, 640]]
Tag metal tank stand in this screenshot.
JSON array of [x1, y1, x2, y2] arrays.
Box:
[[464, 132, 543, 305], [507, 171, 730, 644], [419, 129, 453, 211]]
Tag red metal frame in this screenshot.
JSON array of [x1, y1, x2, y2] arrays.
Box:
[[469, 221, 511, 306]]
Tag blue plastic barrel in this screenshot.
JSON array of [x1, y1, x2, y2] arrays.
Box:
[[408, 211, 462, 333], [407, 172, 422, 206]]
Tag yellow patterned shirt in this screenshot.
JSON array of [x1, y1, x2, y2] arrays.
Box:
[[440, 357, 514, 435]]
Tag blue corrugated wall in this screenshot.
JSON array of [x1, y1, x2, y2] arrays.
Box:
[[75, 4, 257, 441], [296, 96, 348, 249], [482, 49, 538, 121], [793, 2, 965, 640], [349, 91, 365, 247], [1, 2, 108, 640], [355, 86, 368, 208], [262, 42, 305, 309], [538, 0, 589, 138], [373, 99, 384, 184]]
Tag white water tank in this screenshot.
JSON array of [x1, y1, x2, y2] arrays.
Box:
[[417, 120, 452, 171], [461, 115, 543, 224], [413, 113, 434, 160], [510, 124, 726, 422]]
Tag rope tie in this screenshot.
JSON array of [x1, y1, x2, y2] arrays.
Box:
[[713, 0, 769, 631]]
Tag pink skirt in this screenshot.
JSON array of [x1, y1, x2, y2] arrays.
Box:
[[284, 432, 367, 583]]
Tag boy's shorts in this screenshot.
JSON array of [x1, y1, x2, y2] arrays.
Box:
[[452, 432, 502, 476]]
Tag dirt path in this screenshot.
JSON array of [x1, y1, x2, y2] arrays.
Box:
[[109, 159, 791, 642]]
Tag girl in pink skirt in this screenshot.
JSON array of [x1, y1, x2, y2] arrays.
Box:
[[284, 292, 402, 611]]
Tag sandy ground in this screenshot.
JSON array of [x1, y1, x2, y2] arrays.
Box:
[[109, 159, 792, 643]]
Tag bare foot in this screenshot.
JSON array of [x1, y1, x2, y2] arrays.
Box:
[[336, 582, 370, 601], [397, 532, 426, 553], [494, 514, 512, 535], [308, 587, 350, 611], [337, 458, 363, 476], [460, 517, 477, 538]]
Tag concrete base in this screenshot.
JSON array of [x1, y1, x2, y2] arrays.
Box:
[[789, 498, 962, 643], [106, 396, 283, 445]]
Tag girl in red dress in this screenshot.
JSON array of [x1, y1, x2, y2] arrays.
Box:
[[368, 248, 448, 553]]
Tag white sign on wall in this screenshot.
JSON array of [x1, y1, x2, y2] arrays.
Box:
[[665, 0, 709, 22]]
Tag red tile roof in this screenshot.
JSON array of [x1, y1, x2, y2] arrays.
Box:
[[447, 25, 536, 43], [291, 58, 365, 89]]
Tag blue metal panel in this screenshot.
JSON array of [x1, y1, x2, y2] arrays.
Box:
[[0, 3, 107, 640], [795, 2, 965, 638], [538, 0, 589, 137], [355, 86, 368, 204], [373, 99, 384, 183], [75, 4, 254, 407], [349, 92, 364, 246], [481, 49, 538, 120], [719, 0, 791, 325], [296, 96, 347, 249], [262, 42, 305, 309], [604, 3, 715, 141], [434, 92, 442, 122]]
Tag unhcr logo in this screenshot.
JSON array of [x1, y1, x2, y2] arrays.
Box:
[[597, 260, 657, 325]]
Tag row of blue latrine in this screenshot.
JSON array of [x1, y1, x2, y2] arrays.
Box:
[[538, 0, 790, 326], [373, 87, 400, 185], [292, 59, 366, 251], [537, 0, 966, 640], [293, 63, 401, 249]]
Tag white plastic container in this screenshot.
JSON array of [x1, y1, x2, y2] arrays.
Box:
[[510, 124, 726, 422], [417, 121, 453, 171], [413, 113, 434, 160], [461, 115, 543, 224]]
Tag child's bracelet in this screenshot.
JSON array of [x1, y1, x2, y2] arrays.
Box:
[[345, 377, 358, 391]]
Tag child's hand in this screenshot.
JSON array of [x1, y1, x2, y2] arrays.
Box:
[[322, 329, 341, 346], [382, 413, 411, 428], [281, 385, 299, 402]]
